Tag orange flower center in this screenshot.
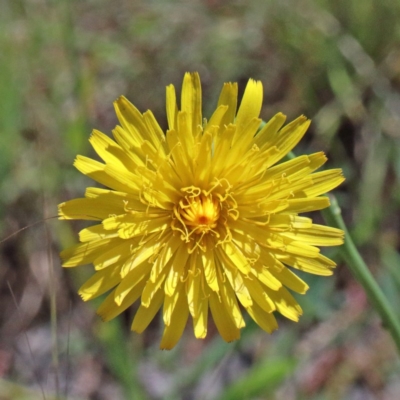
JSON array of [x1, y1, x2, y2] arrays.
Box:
[[171, 184, 237, 252], [178, 194, 220, 235]]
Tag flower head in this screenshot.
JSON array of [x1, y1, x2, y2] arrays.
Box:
[[59, 73, 344, 349]]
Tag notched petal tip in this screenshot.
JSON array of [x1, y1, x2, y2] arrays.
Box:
[[113, 95, 129, 108], [275, 111, 286, 118], [113, 96, 131, 121], [58, 202, 66, 219], [78, 291, 91, 302]]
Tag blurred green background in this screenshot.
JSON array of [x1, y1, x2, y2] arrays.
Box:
[[1, 0, 400, 399]]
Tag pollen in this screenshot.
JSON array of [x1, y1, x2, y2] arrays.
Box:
[[177, 193, 220, 235]]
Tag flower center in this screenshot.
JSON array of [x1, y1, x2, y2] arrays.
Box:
[[171, 183, 237, 252], [177, 194, 220, 235]]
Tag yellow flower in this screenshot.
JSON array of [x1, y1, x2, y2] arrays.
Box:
[[59, 73, 344, 349]]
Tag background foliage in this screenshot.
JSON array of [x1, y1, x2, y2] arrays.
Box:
[[1, 0, 400, 399]]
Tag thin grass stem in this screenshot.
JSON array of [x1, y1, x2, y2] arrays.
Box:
[[283, 148, 400, 354], [7, 282, 47, 400], [322, 195, 400, 355], [45, 206, 60, 397]]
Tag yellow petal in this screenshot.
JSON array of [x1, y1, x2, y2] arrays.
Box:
[[60, 237, 121, 267], [228, 118, 262, 159], [79, 224, 111, 242], [210, 125, 236, 176], [140, 237, 180, 307], [273, 240, 320, 259], [267, 215, 313, 230], [245, 275, 276, 312], [166, 84, 177, 130], [279, 253, 336, 276], [149, 235, 182, 282], [289, 152, 328, 180], [193, 294, 209, 339], [193, 131, 212, 186], [78, 266, 121, 301], [217, 82, 238, 127], [280, 224, 344, 246], [131, 288, 164, 333], [136, 161, 181, 202], [104, 164, 142, 193], [84, 187, 147, 212], [181, 72, 202, 136], [113, 96, 149, 144], [160, 287, 189, 350], [141, 264, 171, 308], [235, 175, 313, 204], [143, 110, 168, 153], [140, 141, 181, 189], [264, 176, 314, 202], [254, 112, 286, 148], [302, 170, 345, 197], [269, 265, 309, 294], [247, 146, 280, 177], [238, 200, 289, 218], [74, 155, 139, 194], [186, 254, 205, 318], [166, 129, 194, 186], [260, 115, 311, 168], [209, 291, 241, 342], [177, 111, 194, 159], [112, 125, 146, 167], [59, 198, 116, 221], [247, 302, 278, 334], [120, 232, 172, 278], [285, 197, 331, 213], [258, 154, 313, 184], [235, 79, 263, 131], [201, 241, 219, 292], [265, 286, 303, 321], [218, 249, 253, 308], [164, 245, 190, 297], [217, 267, 246, 328], [93, 240, 135, 270], [220, 242, 251, 275], [114, 262, 151, 305], [97, 281, 145, 322], [103, 213, 170, 240], [89, 129, 136, 171], [205, 104, 228, 134], [163, 279, 184, 326], [251, 266, 282, 292]]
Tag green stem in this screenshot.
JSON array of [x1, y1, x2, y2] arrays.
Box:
[[322, 195, 400, 354], [283, 149, 400, 353]]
